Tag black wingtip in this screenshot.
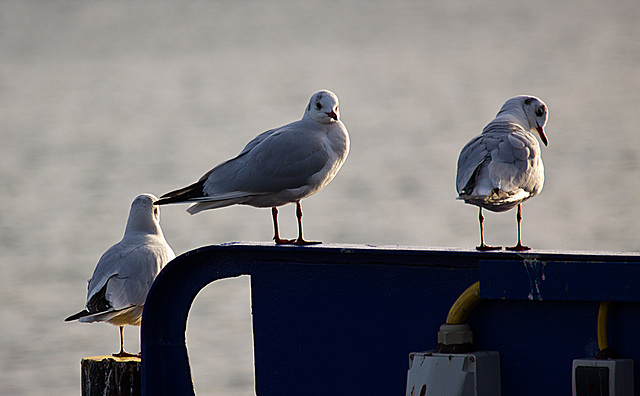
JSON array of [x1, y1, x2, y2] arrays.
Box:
[[153, 197, 171, 206], [65, 310, 90, 322], [154, 180, 206, 205], [154, 195, 190, 206]]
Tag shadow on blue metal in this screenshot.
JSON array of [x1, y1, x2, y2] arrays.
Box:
[[141, 243, 640, 395]]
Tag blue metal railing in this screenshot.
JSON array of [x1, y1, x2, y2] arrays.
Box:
[[141, 243, 640, 395]]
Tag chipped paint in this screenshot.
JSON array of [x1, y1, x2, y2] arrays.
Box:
[[523, 258, 546, 301]]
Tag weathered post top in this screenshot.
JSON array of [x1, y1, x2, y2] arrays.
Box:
[[82, 355, 140, 396]]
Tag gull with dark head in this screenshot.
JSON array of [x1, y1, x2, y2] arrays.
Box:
[[66, 194, 175, 357], [456, 95, 549, 251], [155, 90, 350, 245]]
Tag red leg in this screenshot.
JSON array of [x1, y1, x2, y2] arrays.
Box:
[[272, 207, 295, 244], [112, 326, 139, 358], [476, 207, 501, 251], [292, 201, 321, 245], [506, 204, 531, 251]]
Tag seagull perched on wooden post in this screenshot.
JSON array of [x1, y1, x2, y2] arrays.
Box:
[[66, 194, 175, 357]]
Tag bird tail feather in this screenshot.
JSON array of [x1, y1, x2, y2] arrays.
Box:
[[155, 180, 206, 205], [65, 310, 91, 322], [186, 199, 246, 214]]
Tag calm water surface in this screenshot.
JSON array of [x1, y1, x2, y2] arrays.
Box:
[[1, 1, 639, 394]]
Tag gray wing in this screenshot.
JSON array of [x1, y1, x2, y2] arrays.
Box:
[[235, 127, 278, 158], [485, 124, 544, 194], [86, 236, 173, 312], [192, 128, 278, 186], [203, 121, 330, 196], [456, 135, 489, 194]]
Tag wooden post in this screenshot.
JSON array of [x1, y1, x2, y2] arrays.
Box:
[[81, 355, 141, 396]]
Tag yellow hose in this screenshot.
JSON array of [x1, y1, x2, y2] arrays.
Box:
[[446, 287, 612, 351], [446, 281, 482, 325], [597, 302, 610, 351]]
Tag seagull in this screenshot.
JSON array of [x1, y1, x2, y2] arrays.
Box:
[[65, 194, 175, 357], [155, 90, 350, 245], [456, 95, 549, 251]]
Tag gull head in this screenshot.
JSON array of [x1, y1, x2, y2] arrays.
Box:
[[522, 96, 548, 146], [305, 90, 340, 124], [497, 95, 549, 146], [125, 193, 162, 234]]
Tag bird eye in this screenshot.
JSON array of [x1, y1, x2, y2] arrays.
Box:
[[315, 102, 322, 110], [536, 107, 544, 117]]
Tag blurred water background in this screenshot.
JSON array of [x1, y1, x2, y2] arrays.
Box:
[[1, 0, 639, 394]]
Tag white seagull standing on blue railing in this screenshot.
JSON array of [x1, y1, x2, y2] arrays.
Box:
[[66, 194, 175, 357], [155, 90, 350, 245], [456, 95, 549, 251]]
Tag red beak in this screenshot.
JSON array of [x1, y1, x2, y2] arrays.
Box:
[[326, 111, 338, 121], [537, 124, 548, 146]]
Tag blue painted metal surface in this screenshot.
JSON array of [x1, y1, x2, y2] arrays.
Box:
[[141, 243, 640, 395], [481, 257, 640, 302]]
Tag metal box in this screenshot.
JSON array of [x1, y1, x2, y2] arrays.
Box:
[[406, 351, 500, 396], [572, 359, 634, 396]]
